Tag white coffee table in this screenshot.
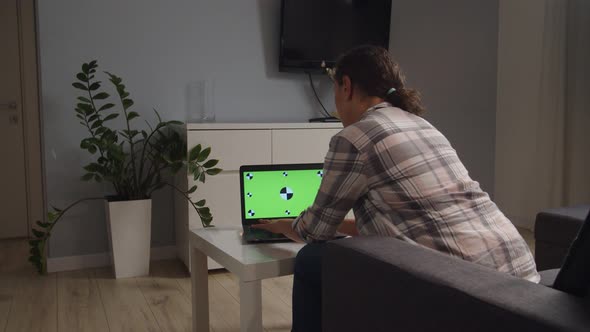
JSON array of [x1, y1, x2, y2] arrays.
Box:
[[189, 227, 305, 332]]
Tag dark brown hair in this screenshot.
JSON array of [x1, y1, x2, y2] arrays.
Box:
[[333, 45, 426, 116]]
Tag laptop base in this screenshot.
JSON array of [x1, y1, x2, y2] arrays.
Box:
[[242, 225, 293, 243]]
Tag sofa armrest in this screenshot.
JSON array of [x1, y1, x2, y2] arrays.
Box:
[[535, 205, 589, 270], [322, 237, 590, 332]]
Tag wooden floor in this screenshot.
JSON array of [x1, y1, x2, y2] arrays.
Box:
[[0, 239, 293, 332], [0, 228, 535, 332]]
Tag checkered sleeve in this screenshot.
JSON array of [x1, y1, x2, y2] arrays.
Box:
[[292, 134, 367, 243]]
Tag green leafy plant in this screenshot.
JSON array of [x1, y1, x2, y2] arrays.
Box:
[[29, 60, 221, 274]]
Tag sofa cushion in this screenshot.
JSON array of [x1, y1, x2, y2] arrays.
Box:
[[534, 205, 589, 270], [553, 212, 590, 297], [539, 269, 560, 287], [535, 205, 589, 244]]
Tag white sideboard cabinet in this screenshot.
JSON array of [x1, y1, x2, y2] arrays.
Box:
[[174, 123, 343, 269]]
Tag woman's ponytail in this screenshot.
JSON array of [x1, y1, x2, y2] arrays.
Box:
[[384, 87, 425, 116]]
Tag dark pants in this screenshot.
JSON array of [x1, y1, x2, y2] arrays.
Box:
[[292, 243, 327, 332]]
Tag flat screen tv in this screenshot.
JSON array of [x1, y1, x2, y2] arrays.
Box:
[[279, 0, 392, 73]]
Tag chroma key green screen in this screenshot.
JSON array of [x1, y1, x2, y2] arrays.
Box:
[[242, 168, 324, 220]]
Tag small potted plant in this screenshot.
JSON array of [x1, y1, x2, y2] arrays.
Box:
[[28, 60, 221, 277]]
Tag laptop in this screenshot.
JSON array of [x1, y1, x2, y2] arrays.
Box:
[[239, 163, 324, 242]]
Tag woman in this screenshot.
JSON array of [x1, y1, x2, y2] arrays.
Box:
[[253, 45, 539, 332]]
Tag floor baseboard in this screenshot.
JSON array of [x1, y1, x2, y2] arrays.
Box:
[[47, 245, 177, 273]]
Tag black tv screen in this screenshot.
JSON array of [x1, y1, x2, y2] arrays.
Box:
[[279, 0, 392, 73]]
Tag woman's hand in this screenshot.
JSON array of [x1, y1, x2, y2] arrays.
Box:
[[337, 219, 359, 236], [251, 219, 304, 243], [251, 219, 293, 234]]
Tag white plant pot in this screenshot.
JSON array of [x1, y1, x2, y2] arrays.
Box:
[[105, 199, 152, 278]]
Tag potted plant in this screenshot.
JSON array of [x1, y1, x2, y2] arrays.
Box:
[[28, 60, 221, 277]]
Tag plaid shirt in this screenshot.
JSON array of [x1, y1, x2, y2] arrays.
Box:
[[292, 102, 540, 282]]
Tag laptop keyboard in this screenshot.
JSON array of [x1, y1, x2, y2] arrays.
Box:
[[245, 226, 287, 239]]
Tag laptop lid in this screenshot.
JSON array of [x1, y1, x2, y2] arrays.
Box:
[[239, 163, 324, 225]]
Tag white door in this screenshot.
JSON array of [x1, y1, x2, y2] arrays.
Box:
[[0, 0, 29, 238]]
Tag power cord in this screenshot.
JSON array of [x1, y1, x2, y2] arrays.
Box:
[[306, 72, 333, 118]]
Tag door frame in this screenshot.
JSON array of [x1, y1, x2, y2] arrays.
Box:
[[17, 0, 45, 237]]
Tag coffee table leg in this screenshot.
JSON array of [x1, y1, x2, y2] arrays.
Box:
[[191, 247, 209, 332], [239, 279, 263, 332]]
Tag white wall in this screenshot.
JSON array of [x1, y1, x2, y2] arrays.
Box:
[[390, 0, 499, 197], [37, 0, 331, 258], [495, 0, 546, 229], [38, 0, 499, 257]]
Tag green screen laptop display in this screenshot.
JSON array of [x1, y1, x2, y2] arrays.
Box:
[[242, 167, 323, 220]]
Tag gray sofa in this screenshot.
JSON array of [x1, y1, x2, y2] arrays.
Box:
[[322, 226, 590, 331], [535, 205, 590, 270]]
